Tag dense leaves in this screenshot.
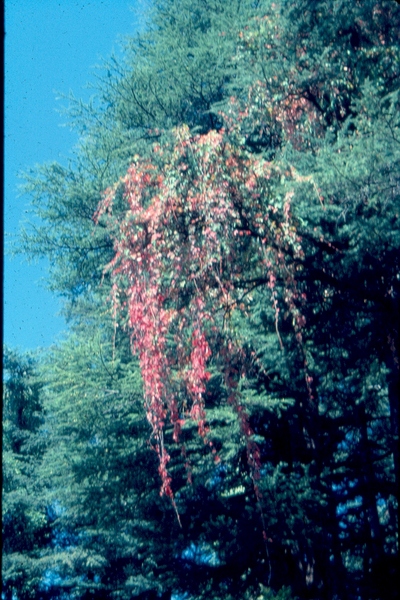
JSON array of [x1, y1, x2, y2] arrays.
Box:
[[7, 0, 400, 598], [2, 348, 51, 600], [94, 122, 307, 507], [96, 1, 399, 597]]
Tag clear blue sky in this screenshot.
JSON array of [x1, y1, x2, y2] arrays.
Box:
[[4, 0, 143, 352]]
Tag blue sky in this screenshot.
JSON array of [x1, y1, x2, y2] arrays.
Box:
[[4, 0, 142, 352]]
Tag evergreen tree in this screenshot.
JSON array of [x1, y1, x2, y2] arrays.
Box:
[[95, 1, 399, 597], [10, 1, 399, 599], [32, 319, 173, 599], [34, 317, 269, 599], [17, 0, 264, 315], [2, 348, 51, 599]]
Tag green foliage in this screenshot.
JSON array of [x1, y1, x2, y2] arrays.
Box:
[[16, 0, 264, 315], [2, 348, 51, 600], [255, 585, 297, 600], [36, 325, 173, 598], [9, 1, 400, 599]]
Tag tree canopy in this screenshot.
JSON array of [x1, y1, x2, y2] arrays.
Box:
[[5, 1, 399, 599]]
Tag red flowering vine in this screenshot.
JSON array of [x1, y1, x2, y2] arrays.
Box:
[[95, 109, 310, 512]]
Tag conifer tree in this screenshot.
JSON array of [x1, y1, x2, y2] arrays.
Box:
[[2, 348, 51, 599], [95, 1, 399, 597], [11, 1, 399, 598]]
